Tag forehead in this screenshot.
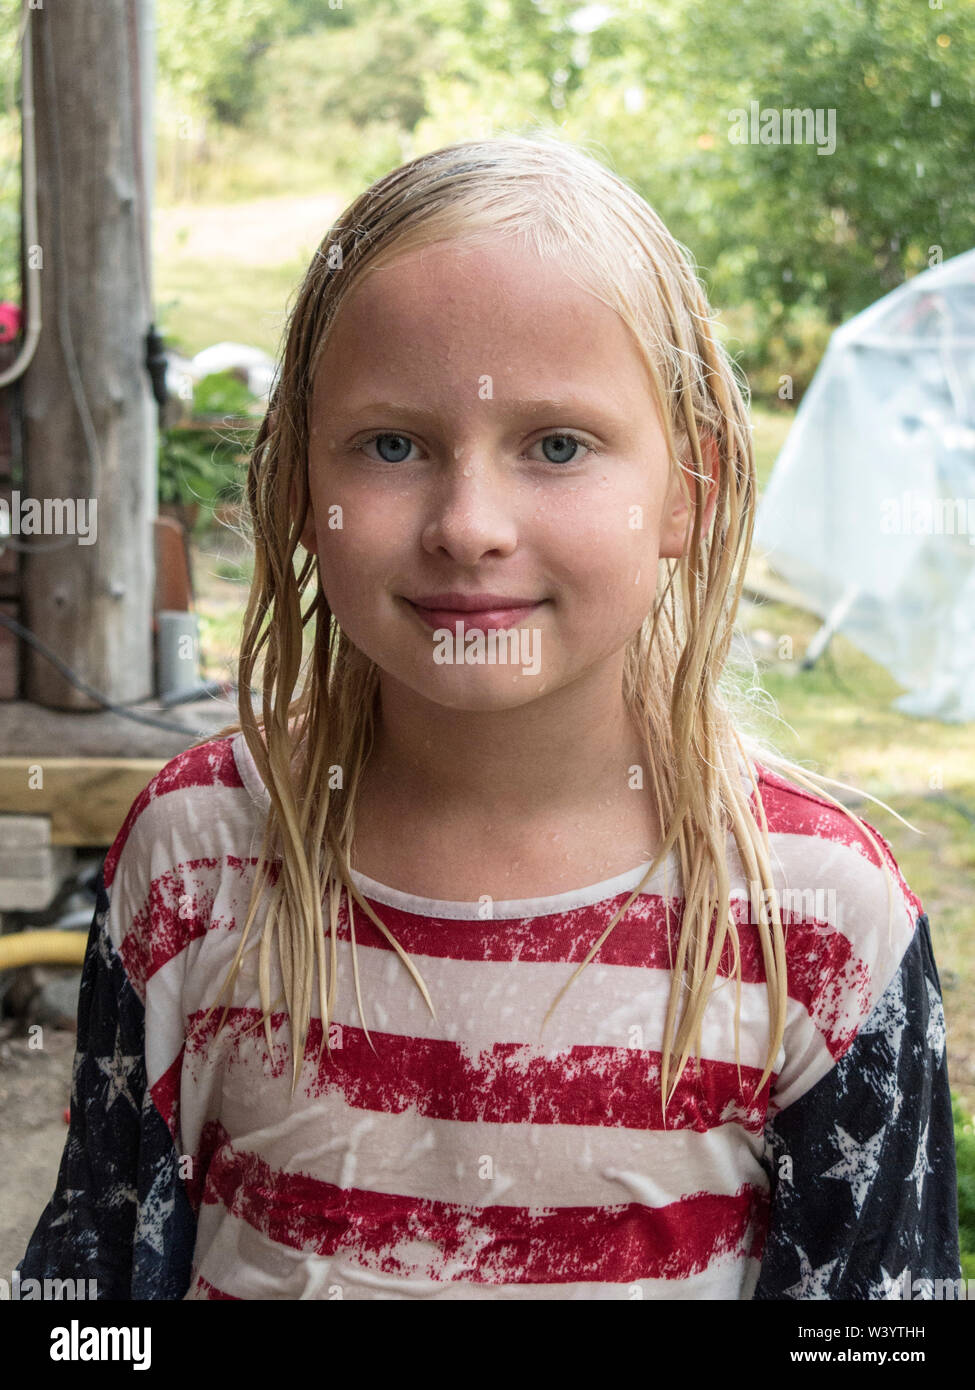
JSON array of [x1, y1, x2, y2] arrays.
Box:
[[311, 237, 657, 415]]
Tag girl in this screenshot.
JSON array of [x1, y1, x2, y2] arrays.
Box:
[[19, 133, 961, 1300]]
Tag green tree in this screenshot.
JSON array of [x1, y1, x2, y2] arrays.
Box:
[[156, 0, 353, 127], [605, 0, 975, 328]]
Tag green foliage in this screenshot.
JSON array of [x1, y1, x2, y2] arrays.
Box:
[[954, 1092, 975, 1280], [722, 304, 836, 407], [156, 0, 354, 128], [594, 0, 975, 331], [0, 0, 970, 385], [152, 0, 974, 372], [192, 369, 255, 418], [0, 180, 18, 305], [156, 0, 278, 127], [410, 0, 975, 384], [254, 21, 440, 138], [158, 372, 257, 515]]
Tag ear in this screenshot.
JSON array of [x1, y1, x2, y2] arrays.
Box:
[[658, 433, 721, 560], [289, 471, 317, 552]]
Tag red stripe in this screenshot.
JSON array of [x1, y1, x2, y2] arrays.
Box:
[[185, 1009, 773, 1132], [148, 1046, 183, 1144], [118, 855, 265, 995], [129, 869, 864, 1061], [200, 1139, 769, 1284], [104, 737, 245, 887], [184, 1118, 236, 1216], [193, 1275, 240, 1300], [340, 883, 843, 981]]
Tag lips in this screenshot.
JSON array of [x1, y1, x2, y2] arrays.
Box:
[[404, 593, 542, 631]]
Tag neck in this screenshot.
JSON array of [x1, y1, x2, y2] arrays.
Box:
[[360, 658, 649, 825]]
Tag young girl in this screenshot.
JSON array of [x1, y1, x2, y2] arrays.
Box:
[[19, 133, 961, 1300]]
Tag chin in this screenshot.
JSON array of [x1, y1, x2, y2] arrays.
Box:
[[406, 670, 554, 712]]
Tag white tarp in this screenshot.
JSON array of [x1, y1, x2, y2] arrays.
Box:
[[753, 248, 975, 722]]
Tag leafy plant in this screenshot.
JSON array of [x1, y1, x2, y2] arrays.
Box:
[[953, 1092, 975, 1280], [158, 371, 257, 518], [192, 368, 257, 418]]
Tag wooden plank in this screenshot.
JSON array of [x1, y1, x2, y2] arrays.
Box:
[[0, 698, 239, 759], [0, 758, 165, 845]]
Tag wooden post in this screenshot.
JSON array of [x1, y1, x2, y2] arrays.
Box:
[[21, 0, 155, 709]]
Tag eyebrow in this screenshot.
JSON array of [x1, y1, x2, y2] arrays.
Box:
[[333, 397, 623, 425]]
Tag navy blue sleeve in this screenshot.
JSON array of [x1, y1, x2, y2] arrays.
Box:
[[753, 913, 961, 1299], [16, 867, 196, 1300]]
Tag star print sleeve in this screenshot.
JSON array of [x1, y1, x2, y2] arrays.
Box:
[[16, 864, 196, 1300], [752, 911, 961, 1300]]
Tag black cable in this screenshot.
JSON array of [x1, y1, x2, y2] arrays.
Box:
[[0, 610, 218, 737]]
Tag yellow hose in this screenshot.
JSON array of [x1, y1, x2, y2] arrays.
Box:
[[0, 930, 87, 970]]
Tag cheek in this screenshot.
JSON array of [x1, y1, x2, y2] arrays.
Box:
[[536, 485, 662, 592], [315, 529, 380, 618], [308, 477, 401, 590]]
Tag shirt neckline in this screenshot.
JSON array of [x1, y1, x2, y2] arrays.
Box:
[[230, 730, 683, 920]]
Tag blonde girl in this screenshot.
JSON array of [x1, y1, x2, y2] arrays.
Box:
[[21, 133, 960, 1301]]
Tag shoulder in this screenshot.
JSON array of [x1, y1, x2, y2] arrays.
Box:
[[746, 761, 927, 1108], [97, 735, 268, 989], [749, 759, 923, 923], [103, 734, 261, 888]]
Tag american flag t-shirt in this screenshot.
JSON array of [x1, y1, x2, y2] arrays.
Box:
[[18, 734, 961, 1298]]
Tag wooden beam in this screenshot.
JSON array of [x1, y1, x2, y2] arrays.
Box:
[[0, 757, 165, 845], [21, 1, 155, 708]]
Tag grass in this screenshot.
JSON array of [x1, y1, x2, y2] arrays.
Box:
[[956, 1096, 975, 1279], [751, 406, 795, 493], [155, 257, 306, 359]]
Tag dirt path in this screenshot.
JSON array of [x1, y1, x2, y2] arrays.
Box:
[[155, 193, 343, 268], [0, 1027, 76, 1279]]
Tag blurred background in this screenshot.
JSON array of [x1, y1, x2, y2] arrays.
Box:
[[0, 0, 972, 1281]]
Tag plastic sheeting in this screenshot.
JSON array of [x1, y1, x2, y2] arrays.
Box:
[[753, 248, 975, 722]]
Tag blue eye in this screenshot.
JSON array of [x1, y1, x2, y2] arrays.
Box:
[[368, 433, 414, 463], [537, 433, 586, 464]]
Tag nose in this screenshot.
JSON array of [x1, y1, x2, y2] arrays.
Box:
[[420, 451, 520, 564]]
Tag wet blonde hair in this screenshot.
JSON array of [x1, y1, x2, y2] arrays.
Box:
[[212, 131, 903, 1116]]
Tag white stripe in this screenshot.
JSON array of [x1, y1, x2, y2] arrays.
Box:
[[186, 1205, 761, 1300], [192, 1081, 770, 1209]]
